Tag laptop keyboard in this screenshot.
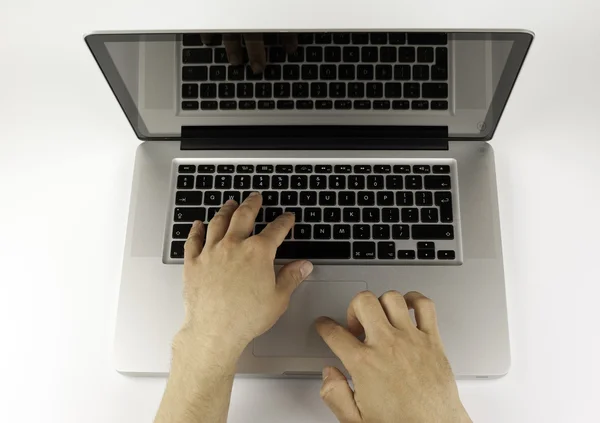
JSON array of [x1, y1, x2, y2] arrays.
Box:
[[166, 160, 461, 264], [180, 32, 449, 112]]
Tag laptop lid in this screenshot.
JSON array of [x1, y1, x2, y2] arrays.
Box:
[[85, 30, 533, 143]]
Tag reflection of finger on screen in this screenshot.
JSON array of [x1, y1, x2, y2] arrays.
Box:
[[244, 33, 266, 72], [223, 33, 243, 65], [281, 33, 299, 54]]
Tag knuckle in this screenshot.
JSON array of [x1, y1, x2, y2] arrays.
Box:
[[235, 205, 256, 221], [380, 290, 403, 302], [354, 290, 376, 305], [319, 382, 335, 400]]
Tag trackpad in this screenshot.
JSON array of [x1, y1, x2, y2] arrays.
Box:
[[253, 281, 367, 358]]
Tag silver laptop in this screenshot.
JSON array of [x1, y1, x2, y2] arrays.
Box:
[[86, 29, 533, 378]]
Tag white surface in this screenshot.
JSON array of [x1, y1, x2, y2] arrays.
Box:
[[1, 0, 599, 422]]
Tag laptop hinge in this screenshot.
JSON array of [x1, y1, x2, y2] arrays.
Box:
[[180, 126, 449, 150]]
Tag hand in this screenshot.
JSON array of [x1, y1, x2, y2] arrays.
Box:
[[316, 291, 472, 423], [179, 193, 314, 359], [200, 33, 298, 73]]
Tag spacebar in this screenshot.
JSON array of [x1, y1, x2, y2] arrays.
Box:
[[276, 242, 351, 259]]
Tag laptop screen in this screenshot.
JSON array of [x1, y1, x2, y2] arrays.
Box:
[[86, 30, 533, 142]]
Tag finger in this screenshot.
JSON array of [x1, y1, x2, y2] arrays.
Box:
[[223, 33, 244, 65], [378, 290, 412, 329], [276, 260, 313, 298], [281, 33, 299, 54], [346, 291, 392, 341], [315, 317, 363, 366], [205, 199, 239, 246], [243, 33, 266, 73], [200, 33, 215, 45], [404, 291, 439, 335], [257, 212, 295, 249], [184, 220, 205, 261], [226, 192, 262, 239], [320, 366, 361, 423]]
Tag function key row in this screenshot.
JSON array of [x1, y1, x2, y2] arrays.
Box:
[[178, 164, 451, 174], [182, 99, 448, 111]]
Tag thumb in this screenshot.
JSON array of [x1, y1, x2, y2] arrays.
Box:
[[276, 260, 313, 297], [320, 366, 362, 423]]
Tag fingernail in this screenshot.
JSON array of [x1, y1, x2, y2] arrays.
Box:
[[249, 191, 260, 197], [225, 199, 237, 206], [300, 261, 314, 278], [192, 220, 201, 228], [322, 367, 330, 380]]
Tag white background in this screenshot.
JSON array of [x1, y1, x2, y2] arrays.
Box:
[[1, 0, 599, 422]]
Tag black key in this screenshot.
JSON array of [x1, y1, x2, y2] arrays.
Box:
[[200, 101, 218, 110], [417, 249, 436, 260], [339, 65, 355, 80], [321, 65, 337, 80], [367, 83, 383, 98], [363, 208, 380, 223], [182, 83, 199, 99], [329, 175, 345, 189], [288, 47, 304, 63], [333, 33, 351, 44], [255, 207, 265, 222], [393, 165, 411, 173], [353, 241, 375, 259], [283, 65, 300, 80], [374, 100, 390, 110], [314, 225, 332, 239], [392, 100, 410, 110], [296, 100, 313, 110], [213, 48, 228, 63], [380, 47, 397, 63], [302, 65, 319, 80], [422, 83, 449, 99], [261, 191, 279, 206], [319, 191, 336, 205], [392, 224, 410, 239], [425, 175, 451, 189], [306, 46, 323, 62], [432, 64, 448, 81], [343, 207, 360, 222], [413, 65, 429, 81], [421, 208, 439, 223], [223, 191, 241, 203], [352, 225, 371, 240], [242, 191, 255, 201], [367, 175, 384, 189], [234, 175, 251, 189], [227, 65, 244, 81], [431, 101, 449, 110], [172, 223, 193, 239], [361, 47, 378, 63], [334, 100, 352, 110], [343, 47, 360, 62], [436, 47, 449, 63], [316, 165, 332, 173], [276, 241, 351, 259], [257, 165, 274, 173], [179, 164, 196, 173], [438, 250, 456, 260], [348, 175, 365, 189], [253, 175, 270, 189], [330, 83, 346, 98], [333, 224, 351, 239], [264, 65, 282, 81], [398, 47, 416, 62], [386, 32, 405, 44], [376, 65, 393, 80], [182, 66, 208, 81], [357, 65, 374, 80], [285, 207, 302, 221], [292, 82, 309, 98], [407, 33, 448, 45], [182, 101, 199, 110], [174, 207, 206, 222], [176, 191, 202, 205], [435, 192, 453, 223], [274, 82, 291, 97], [298, 33, 314, 44], [386, 175, 403, 189], [182, 34, 203, 46], [398, 250, 415, 259], [275, 165, 293, 173], [382, 208, 400, 222], [246, 65, 263, 81], [210, 66, 226, 81], [415, 191, 433, 206], [310, 175, 327, 190], [315, 33, 332, 44], [357, 191, 375, 206], [204, 191, 222, 205], [215, 175, 232, 189], [272, 175, 289, 189], [351, 33, 369, 44], [254, 224, 267, 234], [281, 191, 298, 206], [404, 83, 420, 98], [412, 225, 454, 240], [354, 100, 371, 110], [294, 225, 312, 239], [324, 46, 342, 62], [196, 175, 214, 189], [300, 190, 317, 205], [378, 242, 396, 259], [269, 47, 286, 63], [258, 100, 275, 110], [413, 165, 431, 174], [335, 165, 353, 173], [339, 192, 356, 206], [370, 32, 388, 44], [182, 48, 212, 64], [384, 83, 402, 98], [373, 225, 390, 240], [434, 191, 452, 206], [305, 208, 322, 222], [348, 82, 364, 98], [433, 165, 451, 174], [219, 100, 236, 110], [170, 241, 185, 259], [354, 165, 372, 174], [311, 82, 328, 98], [265, 207, 284, 222], [292, 175, 308, 189], [394, 65, 411, 80], [417, 241, 435, 250], [405, 175, 422, 189], [295, 165, 313, 173], [324, 208, 342, 222], [237, 83, 253, 98], [177, 175, 195, 189], [417, 47, 435, 63], [217, 164, 235, 173], [277, 100, 294, 110], [239, 100, 257, 110], [377, 191, 394, 206], [396, 191, 414, 206], [401, 208, 419, 222], [254, 83, 272, 99]]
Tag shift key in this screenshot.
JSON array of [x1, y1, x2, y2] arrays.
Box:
[[412, 225, 454, 240]]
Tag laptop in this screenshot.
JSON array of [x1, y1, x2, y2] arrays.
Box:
[[86, 29, 533, 378]]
